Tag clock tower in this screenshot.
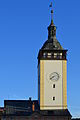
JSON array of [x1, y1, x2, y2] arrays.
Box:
[[38, 6, 67, 110]]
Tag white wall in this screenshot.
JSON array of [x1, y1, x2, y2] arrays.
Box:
[[44, 60, 63, 109]]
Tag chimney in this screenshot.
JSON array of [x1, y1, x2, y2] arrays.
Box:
[[32, 102, 35, 112], [29, 97, 32, 101]]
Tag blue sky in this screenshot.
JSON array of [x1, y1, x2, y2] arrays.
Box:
[[0, 0, 80, 118]]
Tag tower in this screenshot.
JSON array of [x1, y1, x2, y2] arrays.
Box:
[[38, 4, 67, 110]]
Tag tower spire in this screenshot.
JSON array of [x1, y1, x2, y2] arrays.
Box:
[[48, 2, 56, 39], [49, 2, 54, 25]]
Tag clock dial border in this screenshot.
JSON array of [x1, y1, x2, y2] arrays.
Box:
[[49, 72, 60, 81]]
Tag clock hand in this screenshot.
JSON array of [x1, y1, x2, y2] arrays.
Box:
[[50, 76, 55, 80]]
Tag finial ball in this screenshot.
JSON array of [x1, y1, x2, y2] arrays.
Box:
[[51, 10, 53, 13]]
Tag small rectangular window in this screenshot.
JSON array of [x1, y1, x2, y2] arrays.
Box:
[[43, 52, 47, 58], [60, 53, 62, 56], [53, 97, 55, 101], [47, 53, 51, 58], [54, 53, 57, 58], [48, 53, 51, 56], [53, 84, 55, 88]]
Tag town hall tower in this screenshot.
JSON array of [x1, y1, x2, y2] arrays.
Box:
[[38, 4, 67, 110]]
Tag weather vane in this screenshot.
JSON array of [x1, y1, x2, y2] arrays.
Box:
[[49, 2, 54, 24], [49, 2, 53, 8]]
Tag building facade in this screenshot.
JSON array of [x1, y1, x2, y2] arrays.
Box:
[[0, 99, 71, 120], [0, 4, 72, 120]]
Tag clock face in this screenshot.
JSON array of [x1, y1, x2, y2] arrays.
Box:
[[49, 72, 60, 81]]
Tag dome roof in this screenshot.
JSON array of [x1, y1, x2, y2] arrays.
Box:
[[41, 37, 63, 50]]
